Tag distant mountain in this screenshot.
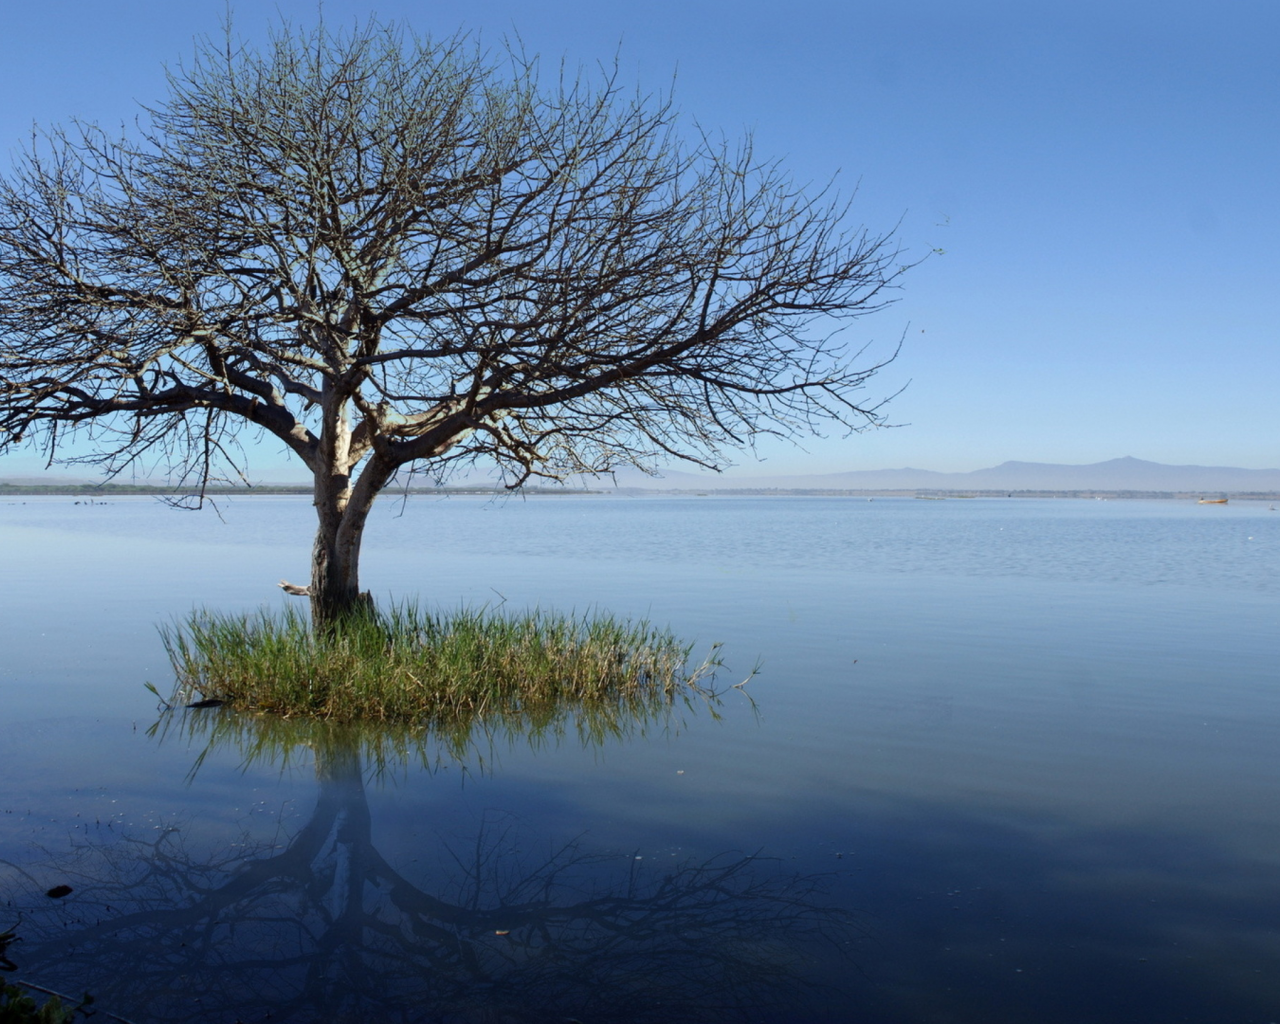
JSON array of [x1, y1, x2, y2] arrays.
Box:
[[611, 457, 1280, 492], [6, 457, 1278, 494]]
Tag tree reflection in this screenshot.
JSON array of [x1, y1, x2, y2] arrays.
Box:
[[3, 709, 853, 1023]]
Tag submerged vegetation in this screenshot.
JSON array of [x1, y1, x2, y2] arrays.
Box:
[[158, 605, 734, 728], [0, 923, 88, 1023]]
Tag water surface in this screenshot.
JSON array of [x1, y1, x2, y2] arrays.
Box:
[[1, 494, 1276, 1021]]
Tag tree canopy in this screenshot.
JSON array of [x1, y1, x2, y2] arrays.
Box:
[[0, 20, 909, 620]]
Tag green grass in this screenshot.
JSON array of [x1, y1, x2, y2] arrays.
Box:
[[158, 604, 731, 728]]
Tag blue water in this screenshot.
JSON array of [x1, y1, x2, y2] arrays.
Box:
[[1, 494, 1277, 1022]]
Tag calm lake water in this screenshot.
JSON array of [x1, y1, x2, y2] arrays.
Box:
[[1, 493, 1277, 1022]]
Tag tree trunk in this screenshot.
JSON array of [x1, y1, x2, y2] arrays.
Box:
[[309, 472, 377, 629]]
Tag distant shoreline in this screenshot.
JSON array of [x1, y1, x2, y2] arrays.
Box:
[[2, 482, 1277, 501]]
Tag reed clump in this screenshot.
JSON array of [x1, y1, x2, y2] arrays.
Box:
[[160, 604, 718, 725]]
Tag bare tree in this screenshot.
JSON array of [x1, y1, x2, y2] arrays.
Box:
[[0, 19, 908, 624]]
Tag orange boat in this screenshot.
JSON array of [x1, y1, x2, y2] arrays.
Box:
[[1197, 498, 1228, 504]]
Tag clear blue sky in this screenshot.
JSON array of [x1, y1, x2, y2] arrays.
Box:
[[1, 0, 1275, 477]]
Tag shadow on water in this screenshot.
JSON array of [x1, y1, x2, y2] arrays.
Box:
[[1, 703, 858, 1024]]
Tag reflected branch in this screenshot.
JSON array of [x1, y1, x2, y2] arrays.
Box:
[[5, 714, 853, 1021]]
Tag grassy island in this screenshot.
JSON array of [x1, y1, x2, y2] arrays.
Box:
[[160, 605, 720, 726]]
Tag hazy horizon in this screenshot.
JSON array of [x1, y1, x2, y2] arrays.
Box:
[[5, 454, 1280, 489]]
